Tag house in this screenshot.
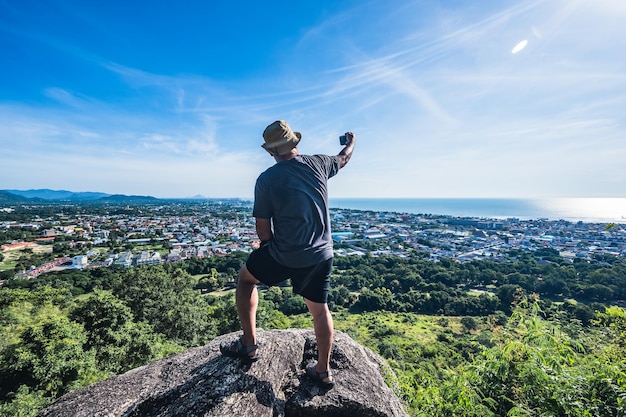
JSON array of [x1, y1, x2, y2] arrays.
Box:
[[114, 252, 134, 268], [364, 229, 386, 240], [135, 251, 162, 266], [71, 255, 89, 269]]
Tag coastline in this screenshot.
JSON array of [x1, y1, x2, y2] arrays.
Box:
[[328, 198, 626, 224]]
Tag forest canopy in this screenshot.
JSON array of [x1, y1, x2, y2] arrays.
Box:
[[1, 251, 625, 416]]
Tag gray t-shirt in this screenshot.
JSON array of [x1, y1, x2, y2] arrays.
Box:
[[253, 154, 341, 268]]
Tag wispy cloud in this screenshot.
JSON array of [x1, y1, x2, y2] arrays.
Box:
[[1, 0, 625, 197]]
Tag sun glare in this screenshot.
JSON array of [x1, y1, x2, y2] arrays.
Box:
[[512, 40, 528, 54], [538, 198, 626, 223]]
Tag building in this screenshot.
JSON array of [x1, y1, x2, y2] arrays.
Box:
[[114, 252, 134, 268], [135, 251, 162, 266], [71, 255, 89, 269]]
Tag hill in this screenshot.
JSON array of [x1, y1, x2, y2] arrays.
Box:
[[1, 189, 157, 202], [99, 194, 159, 203], [4, 189, 112, 201], [0, 191, 29, 202]]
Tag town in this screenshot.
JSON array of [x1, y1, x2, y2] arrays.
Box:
[[1, 199, 625, 281]]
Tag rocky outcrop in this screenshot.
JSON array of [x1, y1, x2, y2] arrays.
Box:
[[38, 329, 408, 417]]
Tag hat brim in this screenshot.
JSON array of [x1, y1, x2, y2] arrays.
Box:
[[262, 132, 301, 155]]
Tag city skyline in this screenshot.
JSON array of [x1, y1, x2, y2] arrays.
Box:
[[1, 0, 625, 199]]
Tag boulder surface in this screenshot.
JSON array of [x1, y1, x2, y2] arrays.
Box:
[[38, 329, 408, 417]]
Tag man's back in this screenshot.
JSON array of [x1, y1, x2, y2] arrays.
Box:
[[253, 154, 340, 268]]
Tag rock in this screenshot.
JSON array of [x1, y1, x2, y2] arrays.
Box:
[[38, 329, 408, 417]]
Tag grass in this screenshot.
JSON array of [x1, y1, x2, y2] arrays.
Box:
[[275, 308, 476, 358], [0, 244, 54, 272], [1, 250, 22, 271], [467, 289, 496, 297], [208, 288, 235, 297], [333, 311, 464, 350], [0, 259, 18, 271]]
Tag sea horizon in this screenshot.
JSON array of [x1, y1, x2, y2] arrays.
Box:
[[328, 198, 626, 224]]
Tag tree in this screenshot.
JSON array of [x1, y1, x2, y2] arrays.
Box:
[[537, 277, 570, 298], [0, 314, 99, 400], [109, 266, 216, 346], [496, 284, 524, 314], [277, 295, 307, 315], [352, 287, 394, 312], [328, 285, 356, 309], [460, 316, 478, 332], [0, 385, 49, 417], [70, 289, 174, 374], [468, 300, 626, 416], [0, 269, 14, 281], [52, 242, 69, 254], [596, 306, 626, 350], [195, 268, 223, 292], [583, 284, 614, 301]]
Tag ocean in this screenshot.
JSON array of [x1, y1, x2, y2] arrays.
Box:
[[328, 198, 626, 224]]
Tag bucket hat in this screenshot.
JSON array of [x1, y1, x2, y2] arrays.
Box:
[[262, 120, 301, 155]]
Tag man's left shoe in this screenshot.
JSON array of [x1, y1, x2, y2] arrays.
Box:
[[305, 362, 335, 389], [219, 337, 259, 363]]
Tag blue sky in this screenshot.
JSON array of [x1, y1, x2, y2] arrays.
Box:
[[1, 0, 625, 199]]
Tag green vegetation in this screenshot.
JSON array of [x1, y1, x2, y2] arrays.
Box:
[[0, 251, 625, 416]]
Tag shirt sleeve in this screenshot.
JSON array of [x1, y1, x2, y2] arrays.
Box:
[[252, 174, 273, 218], [327, 155, 340, 178], [313, 154, 340, 179]]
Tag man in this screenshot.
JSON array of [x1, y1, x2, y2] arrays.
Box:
[[220, 120, 356, 389]]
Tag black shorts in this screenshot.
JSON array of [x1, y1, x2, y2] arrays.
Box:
[[245, 245, 332, 304]]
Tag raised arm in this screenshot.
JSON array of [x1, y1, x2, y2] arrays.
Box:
[[337, 132, 356, 169]]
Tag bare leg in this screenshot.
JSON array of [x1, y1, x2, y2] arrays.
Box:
[[236, 265, 260, 355], [304, 298, 334, 382]]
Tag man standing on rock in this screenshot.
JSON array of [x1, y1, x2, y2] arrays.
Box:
[[220, 120, 356, 389]]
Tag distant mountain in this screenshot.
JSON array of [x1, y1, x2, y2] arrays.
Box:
[[0, 191, 30, 202], [99, 194, 159, 203], [5, 189, 111, 201], [1, 189, 158, 202]]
